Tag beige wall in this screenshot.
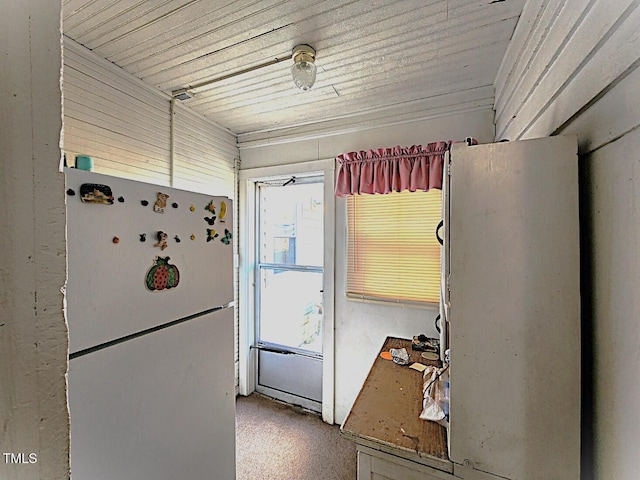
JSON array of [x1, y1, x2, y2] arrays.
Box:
[[494, 1, 640, 478], [0, 2, 69, 479]]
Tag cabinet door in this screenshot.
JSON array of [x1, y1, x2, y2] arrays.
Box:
[[357, 446, 457, 480], [448, 136, 580, 479], [439, 145, 451, 360]]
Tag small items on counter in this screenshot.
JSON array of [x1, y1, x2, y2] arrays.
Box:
[[379, 351, 393, 360], [420, 364, 449, 427], [436, 367, 450, 420], [411, 334, 439, 353], [421, 351, 439, 361], [409, 362, 428, 372], [390, 347, 410, 365]]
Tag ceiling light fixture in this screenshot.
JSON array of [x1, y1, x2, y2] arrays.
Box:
[[291, 44, 316, 91], [170, 43, 317, 100]]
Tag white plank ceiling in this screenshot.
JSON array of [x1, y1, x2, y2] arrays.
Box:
[[63, 0, 526, 136]]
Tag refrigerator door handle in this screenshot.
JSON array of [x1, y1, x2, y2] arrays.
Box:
[[252, 344, 293, 355]]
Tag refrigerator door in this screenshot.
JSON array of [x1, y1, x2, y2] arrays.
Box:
[[448, 136, 580, 479], [65, 169, 234, 354], [68, 307, 236, 480]]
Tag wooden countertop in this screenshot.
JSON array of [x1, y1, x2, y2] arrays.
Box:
[[340, 337, 451, 472]]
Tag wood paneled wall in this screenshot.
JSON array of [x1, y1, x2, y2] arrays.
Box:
[[494, 0, 640, 146], [63, 37, 237, 198], [64, 38, 172, 183], [494, 1, 640, 478]]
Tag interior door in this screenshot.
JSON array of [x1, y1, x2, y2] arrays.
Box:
[[254, 176, 324, 411]]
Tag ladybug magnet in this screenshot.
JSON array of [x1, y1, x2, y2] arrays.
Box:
[[145, 256, 180, 291]]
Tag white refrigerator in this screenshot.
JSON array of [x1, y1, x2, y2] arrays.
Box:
[[65, 168, 236, 480]]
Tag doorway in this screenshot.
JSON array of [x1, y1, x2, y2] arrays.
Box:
[[254, 176, 324, 412]]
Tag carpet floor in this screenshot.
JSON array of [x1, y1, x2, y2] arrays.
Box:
[[235, 393, 357, 480]]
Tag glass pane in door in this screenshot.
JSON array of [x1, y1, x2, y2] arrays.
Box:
[[258, 268, 323, 353], [257, 179, 324, 355], [259, 182, 323, 266]]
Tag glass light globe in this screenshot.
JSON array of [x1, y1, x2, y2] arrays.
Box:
[[291, 60, 317, 91]]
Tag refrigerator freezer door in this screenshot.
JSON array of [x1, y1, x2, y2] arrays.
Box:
[[65, 168, 234, 354], [68, 307, 236, 480], [448, 136, 580, 479]]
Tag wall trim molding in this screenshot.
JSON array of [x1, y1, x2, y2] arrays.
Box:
[[238, 86, 494, 150]]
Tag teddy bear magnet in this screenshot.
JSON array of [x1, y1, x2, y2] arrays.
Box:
[[154, 192, 169, 213]]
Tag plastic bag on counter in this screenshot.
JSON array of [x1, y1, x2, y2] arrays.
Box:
[[419, 365, 448, 427], [389, 347, 410, 365]]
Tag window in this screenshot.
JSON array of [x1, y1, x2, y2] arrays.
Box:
[[346, 189, 442, 305]]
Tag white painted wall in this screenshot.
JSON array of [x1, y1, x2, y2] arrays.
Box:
[[63, 38, 172, 183], [63, 37, 238, 198], [494, 1, 640, 478], [239, 109, 495, 423], [0, 2, 69, 479]]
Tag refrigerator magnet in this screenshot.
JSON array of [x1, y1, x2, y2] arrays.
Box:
[[80, 184, 114, 205], [219, 201, 227, 221], [220, 229, 232, 245], [205, 200, 216, 215], [206, 229, 218, 242], [153, 192, 169, 213], [154, 231, 168, 250], [145, 256, 180, 291]]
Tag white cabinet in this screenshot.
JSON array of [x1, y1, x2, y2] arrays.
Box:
[[446, 136, 580, 479], [343, 136, 581, 480], [357, 446, 456, 480]]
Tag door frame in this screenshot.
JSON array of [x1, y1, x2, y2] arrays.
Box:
[[238, 158, 335, 423]]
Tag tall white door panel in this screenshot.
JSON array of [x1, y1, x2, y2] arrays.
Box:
[[448, 136, 580, 479]]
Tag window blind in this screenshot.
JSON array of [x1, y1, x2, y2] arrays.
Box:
[[346, 189, 441, 304]]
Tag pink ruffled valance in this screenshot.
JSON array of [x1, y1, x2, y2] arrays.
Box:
[[334, 141, 451, 196]]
